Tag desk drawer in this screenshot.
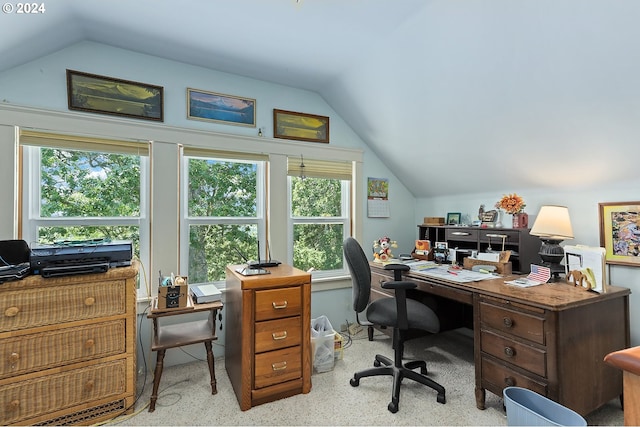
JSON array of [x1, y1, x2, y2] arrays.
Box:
[[481, 329, 546, 377], [255, 317, 301, 353], [255, 286, 301, 321], [446, 229, 478, 242], [482, 356, 547, 396], [479, 230, 520, 245], [479, 301, 545, 345], [254, 346, 301, 389]]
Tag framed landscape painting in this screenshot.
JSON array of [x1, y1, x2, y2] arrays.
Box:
[[273, 109, 329, 143], [187, 88, 256, 127], [66, 69, 163, 121], [599, 201, 640, 266]]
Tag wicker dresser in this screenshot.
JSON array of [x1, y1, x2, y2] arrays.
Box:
[[0, 265, 138, 426]]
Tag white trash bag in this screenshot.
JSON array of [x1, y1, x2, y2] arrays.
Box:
[[311, 315, 335, 373]]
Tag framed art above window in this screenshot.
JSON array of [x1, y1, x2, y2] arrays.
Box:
[[273, 109, 329, 143], [187, 88, 256, 127], [66, 69, 163, 121]]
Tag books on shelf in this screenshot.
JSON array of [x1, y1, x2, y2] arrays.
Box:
[[190, 283, 222, 303]]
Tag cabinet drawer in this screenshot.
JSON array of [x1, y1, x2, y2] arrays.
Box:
[[0, 280, 126, 332], [446, 228, 478, 242], [255, 317, 301, 353], [479, 230, 520, 245], [0, 359, 126, 425], [479, 301, 545, 345], [255, 286, 301, 321], [0, 320, 126, 379], [481, 329, 547, 377], [254, 346, 301, 389], [482, 356, 547, 396]]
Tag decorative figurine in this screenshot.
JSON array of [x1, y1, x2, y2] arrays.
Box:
[[373, 236, 398, 262]]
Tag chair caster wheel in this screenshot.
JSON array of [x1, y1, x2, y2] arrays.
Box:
[[388, 401, 398, 413], [437, 393, 446, 404], [373, 360, 381, 367], [350, 377, 359, 387]]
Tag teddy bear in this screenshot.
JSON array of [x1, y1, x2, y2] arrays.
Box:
[[373, 236, 398, 262]]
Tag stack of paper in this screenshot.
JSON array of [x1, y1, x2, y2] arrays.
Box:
[[564, 245, 607, 293]]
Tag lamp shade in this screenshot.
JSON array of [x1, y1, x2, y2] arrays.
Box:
[[530, 205, 574, 240]]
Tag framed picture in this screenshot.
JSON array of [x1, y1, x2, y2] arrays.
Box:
[[66, 69, 163, 121], [447, 212, 461, 225], [481, 210, 498, 224], [187, 88, 256, 127], [273, 109, 329, 143], [599, 201, 640, 266]]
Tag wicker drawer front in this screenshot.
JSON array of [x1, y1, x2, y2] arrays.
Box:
[[479, 301, 545, 345], [0, 320, 126, 380], [481, 329, 547, 377], [254, 286, 301, 321], [254, 346, 301, 389], [255, 317, 301, 354], [0, 280, 126, 332], [482, 356, 547, 396], [0, 359, 126, 425]]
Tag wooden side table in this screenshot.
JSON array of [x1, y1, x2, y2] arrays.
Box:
[[147, 296, 223, 412]]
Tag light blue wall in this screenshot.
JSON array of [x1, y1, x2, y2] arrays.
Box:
[[0, 41, 416, 366]]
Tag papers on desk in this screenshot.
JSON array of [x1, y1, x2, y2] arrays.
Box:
[[405, 261, 494, 283], [504, 278, 545, 288], [504, 264, 551, 288]]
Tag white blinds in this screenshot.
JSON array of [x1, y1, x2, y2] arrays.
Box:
[[19, 130, 149, 155], [286, 156, 352, 180]]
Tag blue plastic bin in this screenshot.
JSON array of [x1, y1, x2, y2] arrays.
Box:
[[503, 387, 586, 426]]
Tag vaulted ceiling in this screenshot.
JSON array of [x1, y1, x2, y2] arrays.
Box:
[[2, 0, 639, 197]]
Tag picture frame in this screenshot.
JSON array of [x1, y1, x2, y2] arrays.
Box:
[[481, 210, 498, 224], [66, 69, 163, 121], [187, 88, 256, 127], [273, 109, 329, 143], [447, 212, 462, 225], [599, 201, 640, 267]]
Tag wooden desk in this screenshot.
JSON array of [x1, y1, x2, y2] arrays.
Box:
[[147, 297, 223, 412], [225, 264, 312, 410], [371, 264, 630, 416]]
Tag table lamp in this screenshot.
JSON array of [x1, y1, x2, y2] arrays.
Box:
[[529, 205, 574, 281]]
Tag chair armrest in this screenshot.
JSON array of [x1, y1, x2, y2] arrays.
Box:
[[384, 263, 410, 281], [381, 280, 417, 290]]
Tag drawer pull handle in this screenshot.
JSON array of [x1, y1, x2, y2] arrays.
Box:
[[452, 232, 470, 236], [9, 352, 19, 369], [85, 379, 94, 391], [4, 306, 19, 317], [272, 361, 287, 371], [9, 399, 20, 410], [84, 297, 95, 306], [504, 377, 515, 387], [272, 301, 288, 309], [503, 317, 513, 328], [504, 347, 515, 358], [272, 331, 288, 340], [85, 339, 95, 349]]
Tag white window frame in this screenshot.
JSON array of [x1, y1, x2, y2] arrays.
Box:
[[21, 141, 151, 299], [179, 151, 266, 285], [287, 176, 351, 279]]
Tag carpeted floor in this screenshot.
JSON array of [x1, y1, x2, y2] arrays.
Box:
[[110, 328, 623, 426]]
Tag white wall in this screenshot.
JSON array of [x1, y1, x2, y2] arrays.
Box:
[[416, 183, 640, 346]]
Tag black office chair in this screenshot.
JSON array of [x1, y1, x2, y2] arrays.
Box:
[[343, 237, 446, 413]]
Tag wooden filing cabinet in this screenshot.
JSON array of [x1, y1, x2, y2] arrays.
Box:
[[0, 265, 138, 426], [225, 264, 312, 411]]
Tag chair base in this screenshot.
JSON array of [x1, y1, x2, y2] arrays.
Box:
[[350, 353, 446, 413]]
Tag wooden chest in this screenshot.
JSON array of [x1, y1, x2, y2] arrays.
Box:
[[0, 265, 138, 425]]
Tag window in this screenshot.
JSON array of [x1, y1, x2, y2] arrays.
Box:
[[20, 130, 150, 297], [288, 157, 352, 278], [180, 148, 266, 284]]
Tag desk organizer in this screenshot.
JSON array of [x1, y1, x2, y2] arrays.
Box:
[[158, 274, 188, 309]]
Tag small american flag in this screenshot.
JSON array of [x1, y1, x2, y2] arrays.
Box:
[[528, 264, 551, 283]]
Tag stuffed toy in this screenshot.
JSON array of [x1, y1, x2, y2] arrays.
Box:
[[373, 236, 398, 262]]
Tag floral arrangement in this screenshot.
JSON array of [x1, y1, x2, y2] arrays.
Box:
[[495, 193, 526, 215]]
